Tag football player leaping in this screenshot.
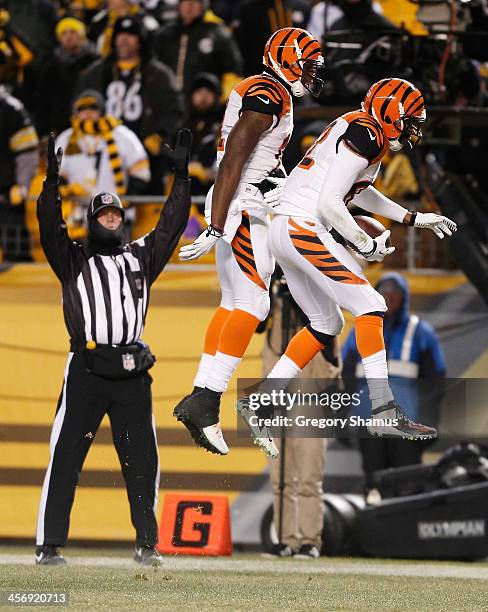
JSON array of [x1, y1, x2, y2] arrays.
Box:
[[237, 77, 457, 456], [174, 28, 325, 456]]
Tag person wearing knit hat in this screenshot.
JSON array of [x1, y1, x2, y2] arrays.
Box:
[[190, 71, 221, 97], [182, 71, 223, 203], [111, 14, 151, 63], [72, 89, 106, 118], [55, 16, 87, 42], [36, 17, 99, 136], [88, 0, 158, 57], [77, 13, 184, 192], [54, 85, 150, 219]]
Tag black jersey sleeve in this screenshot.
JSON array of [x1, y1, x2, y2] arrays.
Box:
[[337, 119, 385, 164], [240, 79, 285, 117], [37, 181, 81, 283]]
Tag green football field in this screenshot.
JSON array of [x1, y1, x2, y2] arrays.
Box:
[[1, 547, 488, 611]]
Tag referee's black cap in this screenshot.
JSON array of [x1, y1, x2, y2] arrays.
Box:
[[88, 192, 125, 220]]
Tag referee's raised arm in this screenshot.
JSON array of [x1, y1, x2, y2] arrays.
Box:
[[36, 134, 78, 283]]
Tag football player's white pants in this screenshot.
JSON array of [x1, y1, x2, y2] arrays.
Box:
[[216, 210, 274, 321], [268, 215, 386, 334]]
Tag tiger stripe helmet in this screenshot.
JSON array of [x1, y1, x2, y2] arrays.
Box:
[[362, 78, 426, 151], [263, 27, 324, 98]]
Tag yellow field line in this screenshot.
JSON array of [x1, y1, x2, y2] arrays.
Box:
[[0, 442, 267, 474]]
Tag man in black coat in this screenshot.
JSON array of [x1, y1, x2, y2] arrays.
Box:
[[36, 17, 99, 137], [152, 0, 243, 103], [77, 15, 184, 191]]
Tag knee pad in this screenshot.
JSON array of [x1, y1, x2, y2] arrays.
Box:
[[306, 324, 340, 366], [235, 292, 270, 322], [372, 291, 388, 314], [220, 291, 234, 311], [306, 324, 336, 347], [308, 309, 345, 337]]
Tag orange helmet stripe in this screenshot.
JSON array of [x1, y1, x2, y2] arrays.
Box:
[[278, 28, 299, 65], [405, 94, 424, 115], [367, 78, 393, 107]]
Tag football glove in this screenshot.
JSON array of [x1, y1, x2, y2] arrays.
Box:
[[411, 212, 457, 239], [360, 230, 395, 262], [179, 224, 223, 261], [261, 175, 287, 209], [46, 133, 63, 184], [162, 128, 192, 178]]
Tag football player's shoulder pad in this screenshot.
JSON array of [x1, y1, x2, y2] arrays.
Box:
[[240, 77, 286, 117], [338, 117, 385, 164]]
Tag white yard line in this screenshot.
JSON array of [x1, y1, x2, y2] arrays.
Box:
[[1, 554, 488, 581]]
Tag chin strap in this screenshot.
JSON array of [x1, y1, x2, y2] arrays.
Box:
[[291, 80, 306, 97]]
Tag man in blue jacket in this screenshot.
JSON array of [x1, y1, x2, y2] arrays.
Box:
[[342, 272, 446, 501]]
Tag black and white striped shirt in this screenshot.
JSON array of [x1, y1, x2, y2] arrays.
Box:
[[37, 178, 190, 346]]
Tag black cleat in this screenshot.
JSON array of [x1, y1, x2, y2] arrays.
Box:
[[368, 401, 438, 440], [262, 543, 294, 558], [294, 544, 320, 559], [134, 545, 162, 567], [173, 387, 219, 453], [35, 545, 66, 566], [174, 386, 223, 454], [173, 388, 228, 455]]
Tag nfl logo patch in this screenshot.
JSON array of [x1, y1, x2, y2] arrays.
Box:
[[122, 353, 136, 371], [135, 279, 142, 291], [101, 193, 114, 205]]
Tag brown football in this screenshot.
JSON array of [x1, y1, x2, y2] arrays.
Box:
[[353, 215, 392, 247]]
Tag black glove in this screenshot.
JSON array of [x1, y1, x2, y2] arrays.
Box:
[[163, 128, 192, 179], [46, 132, 63, 184]]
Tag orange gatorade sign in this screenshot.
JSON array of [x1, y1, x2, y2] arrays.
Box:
[[157, 494, 232, 556]]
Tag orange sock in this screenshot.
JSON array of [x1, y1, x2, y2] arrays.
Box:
[[203, 306, 232, 355], [355, 314, 385, 358], [218, 309, 260, 358], [284, 327, 325, 369]]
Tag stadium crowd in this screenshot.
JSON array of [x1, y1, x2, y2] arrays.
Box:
[[0, 0, 487, 262]]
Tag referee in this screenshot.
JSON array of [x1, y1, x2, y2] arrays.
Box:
[[35, 131, 192, 566]]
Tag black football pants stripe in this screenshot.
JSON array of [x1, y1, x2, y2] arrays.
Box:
[[36, 351, 159, 547]]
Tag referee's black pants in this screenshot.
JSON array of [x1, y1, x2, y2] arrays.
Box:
[[36, 351, 159, 547]]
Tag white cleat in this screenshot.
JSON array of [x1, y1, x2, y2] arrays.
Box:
[[236, 398, 279, 459], [202, 422, 229, 455]]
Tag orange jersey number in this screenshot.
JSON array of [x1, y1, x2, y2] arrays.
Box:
[[297, 120, 337, 170]]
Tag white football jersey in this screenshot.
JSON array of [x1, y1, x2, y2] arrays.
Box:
[[56, 124, 148, 200], [276, 110, 388, 224], [217, 73, 293, 184]]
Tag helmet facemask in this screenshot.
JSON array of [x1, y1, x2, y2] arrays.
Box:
[[287, 39, 324, 98], [390, 108, 426, 151], [288, 57, 325, 98]]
